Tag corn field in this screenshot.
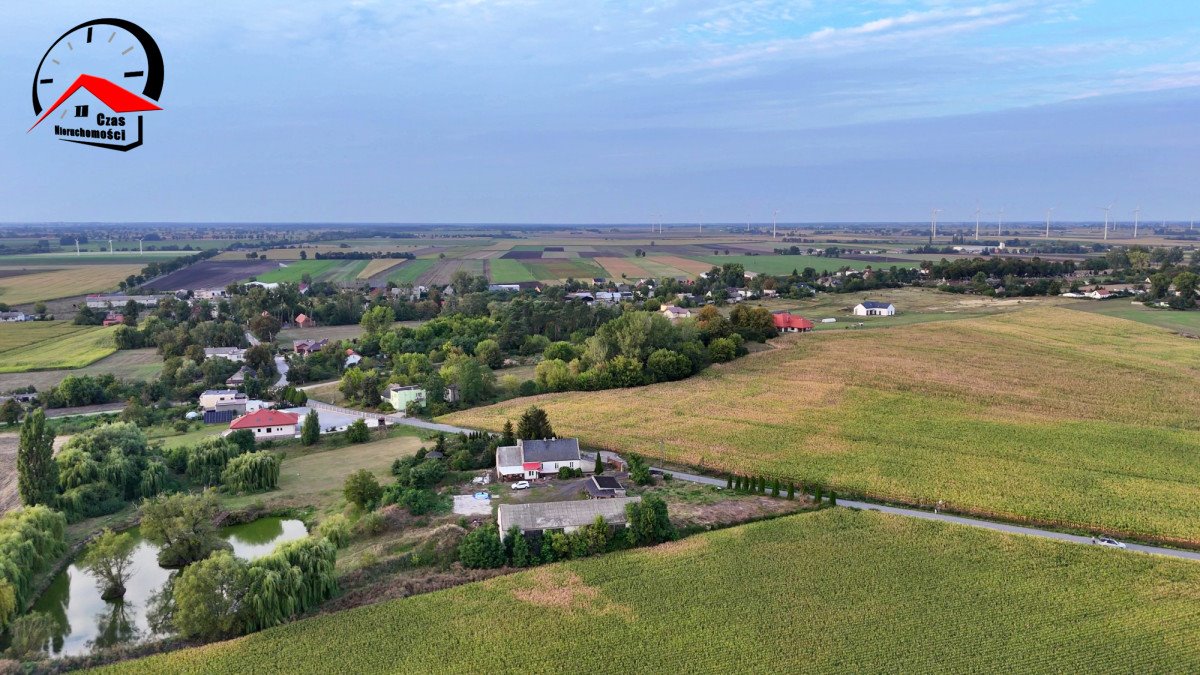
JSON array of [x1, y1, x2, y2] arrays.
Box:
[[447, 307, 1200, 542], [100, 510, 1200, 673]]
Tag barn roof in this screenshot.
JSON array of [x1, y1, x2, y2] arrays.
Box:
[[499, 497, 640, 532]]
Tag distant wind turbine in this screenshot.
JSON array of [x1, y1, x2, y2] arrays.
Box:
[[74, 238, 80, 256], [1133, 206, 1141, 239], [108, 239, 113, 254], [772, 210, 779, 240], [138, 238, 143, 254], [1097, 204, 1113, 240], [974, 207, 982, 241], [1045, 207, 1055, 238], [996, 208, 1005, 238], [930, 208, 943, 239]]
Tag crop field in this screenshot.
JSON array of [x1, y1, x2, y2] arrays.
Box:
[[522, 257, 606, 281], [488, 258, 534, 283], [386, 259, 435, 284], [1068, 300, 1200, 335], [103, 509, 1200, 673], [0, 322, 119, 372], [592, 256, 648, 279], [448, 307, 1200, 543], [0, 348, 162, 392], [0, 252, 180, 265], [356, 258, 408, 280], [148, 259, 279, 290], [695, 254, 885, 275], [0, 264, 143, 305], [251, 260, 348, 283]]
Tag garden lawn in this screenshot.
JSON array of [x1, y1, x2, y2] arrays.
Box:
[[447, 306, 1200, 543], [0, 322, 119, 372], [99, 509, 1200, 673]]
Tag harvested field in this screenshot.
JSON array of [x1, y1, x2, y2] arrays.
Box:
[[645, 255, 715, 276], [500, 250, 543, 259], [107, 509, 1200, 673], [417, 259, 484, 285], [356, 258, 408, 280], [592, 257, 647, 279], [147, 259, 278, 290], [522, 258, 606, 281], [448, 307, 1200, 542], [0, 348, 161, 392], [387, 259, 435, 284], [0, 264, 142, 305]]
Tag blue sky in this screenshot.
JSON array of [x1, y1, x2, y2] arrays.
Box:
[[2, 1, 1199, 224]]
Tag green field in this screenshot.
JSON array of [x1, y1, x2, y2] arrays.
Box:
[[326, 260, 369, 282], [488, 258, 533, 283], [1069, 301, 1200, 334], [386, 259, 435, 284], [0, 322, 119, 373], [252, 260, 343, 283], [102, 509, 1200, 673], [522, 257, 607, 281], [695, 254, 884, 275], [0, 252, 182, 265], [449, 307, 1200, 543]]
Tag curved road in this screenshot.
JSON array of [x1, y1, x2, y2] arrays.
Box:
[[314, 405, 1200, 562]]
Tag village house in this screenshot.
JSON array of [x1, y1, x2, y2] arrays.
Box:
[[226, 365, 252, 387], [497, 497, 640, 541], [585, 475, 627, 499], [345, 349, 362, 368], [199, 389, 248, 411], [0, 311, 29, 322], [293, 338, 329, 355], [660, 305, 693, 322], [204, 346, 246, 362], [384, 384, 426, 412], [228, 408, 299, 440], [771, 311, 814, 333], [853, 301, 896, 317], [294, 313, 316, 328], [101, 312, 125, 327], [495, 438, 585, 480], [85, 293, 170, 309], [194, 288, 228, 300]]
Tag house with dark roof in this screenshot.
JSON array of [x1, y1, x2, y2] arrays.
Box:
[[495, 438, 584, 480], [293, 338, 329, 355], [498, 497, 639, 541], [585, 475, 627, 499], [852, 301, 895, 317]]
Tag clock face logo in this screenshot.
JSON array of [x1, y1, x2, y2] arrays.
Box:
[[28, 18, 164, 151]]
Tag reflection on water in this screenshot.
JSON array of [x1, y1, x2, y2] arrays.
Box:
[[28, 518, 306, 657]]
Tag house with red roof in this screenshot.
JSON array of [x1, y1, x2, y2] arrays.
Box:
[[772, 311, 814, 333], [228, 409, 299, 440], [294, 313, 315, 328]]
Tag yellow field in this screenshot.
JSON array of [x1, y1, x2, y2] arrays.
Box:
[[0, 321, 119, 372], [647, 255, 715, 275], [0, 265, 142, 305], [593, 257, 649, 279], [356, 258, 408, 279], [446, 307, 1200, 542]]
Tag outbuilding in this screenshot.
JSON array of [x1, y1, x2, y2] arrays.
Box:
[[497, 497, 640, 541]]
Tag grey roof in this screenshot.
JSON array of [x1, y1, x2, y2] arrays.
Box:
[[519, 438, 581, 463], [202, 389, 242, 396], [499, 497, 640, 532], [859, 301, 893, 309], [591, 475, 623, 490], [496, 445, 523, 468]]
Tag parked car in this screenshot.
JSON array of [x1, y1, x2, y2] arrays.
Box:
[[1096, 537, 1126, 549], [511, 481, 530, 490]]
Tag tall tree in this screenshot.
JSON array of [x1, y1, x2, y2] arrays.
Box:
[[301, 409, 320, 446], [80, 529, 136, 601], [499, 420, 516, 446], [17, 409, 57, 507], [516, 406, 554, 440]]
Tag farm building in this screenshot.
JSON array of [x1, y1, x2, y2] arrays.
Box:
[[293, 338, 329, 355], [585, 475, 627, 499], [85, 293, 171, 309], [199, 389, 248, 411], [771, 312, 814, 333], [193, 288, 229, 300], [660, 305, 693, 322], [853, 301, 895, 317], [228, 409, 299, 440], [497, 497, 640, 541], [102, 312, 124, 327], [0, 311, 29, 322], [204, 346, 246, 362], [496, 438, 584, 480], [294, 313, 316, 328]]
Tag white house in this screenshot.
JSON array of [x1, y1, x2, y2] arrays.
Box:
[[660, 305, 693, 322], [194, 288, 229, 300], [85, 293, 170, 309], [495, 438, 585, 480], [0, 312, 29, 322], [228, 409, 299, 440], [199, 389, 248, 411], [497, 497, 640, 541], [852, 301, 896, 317], [204, 346, 246, 362]]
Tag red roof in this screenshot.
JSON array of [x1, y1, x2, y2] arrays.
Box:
[[772, 313, 814, 330], [229, 409, 299, 430], [522, 461, 541, 471], [29, 74, 161, 132]]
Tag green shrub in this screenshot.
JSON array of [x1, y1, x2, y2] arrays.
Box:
[[355, 512, 385, 536], [346, 419, 370, 443], [221, 452, 281, 493], [458, 525, 505, 569], [316, 515, 351, 549], [344, 469, 383, 510]]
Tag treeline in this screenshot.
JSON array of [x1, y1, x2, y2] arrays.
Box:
[[927, 257, 1077, 281], [312, 251, 415, 260]]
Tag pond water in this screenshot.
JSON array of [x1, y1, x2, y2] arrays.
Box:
[[28, 517, 307, 658]]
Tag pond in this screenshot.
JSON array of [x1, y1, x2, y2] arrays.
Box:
[[28, 517, 307, 658]]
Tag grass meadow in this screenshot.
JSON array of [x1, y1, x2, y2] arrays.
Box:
[[0, 322, 119, 372], [101, 509, 1200, 673], [448, 307, 1200, 542]]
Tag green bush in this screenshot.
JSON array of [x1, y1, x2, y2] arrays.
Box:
[[346, 419, 370, 443], [355, 512, 385, 536], [344, 469, 383, 510], [316, 515, 351, 549], [458, 525, 505, 569], [221, 452, 281, 493]]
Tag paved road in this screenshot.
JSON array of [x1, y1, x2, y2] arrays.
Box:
[[273, 356, 289, 388], [244, 331, 260, 347], [303, 399, 482, 436]]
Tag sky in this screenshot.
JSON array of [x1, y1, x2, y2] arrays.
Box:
[[1, 1, 1199, 224]]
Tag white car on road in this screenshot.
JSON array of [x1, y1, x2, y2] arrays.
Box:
[[1095, 536, 1126, 549], [511, 481, 531, 490]]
